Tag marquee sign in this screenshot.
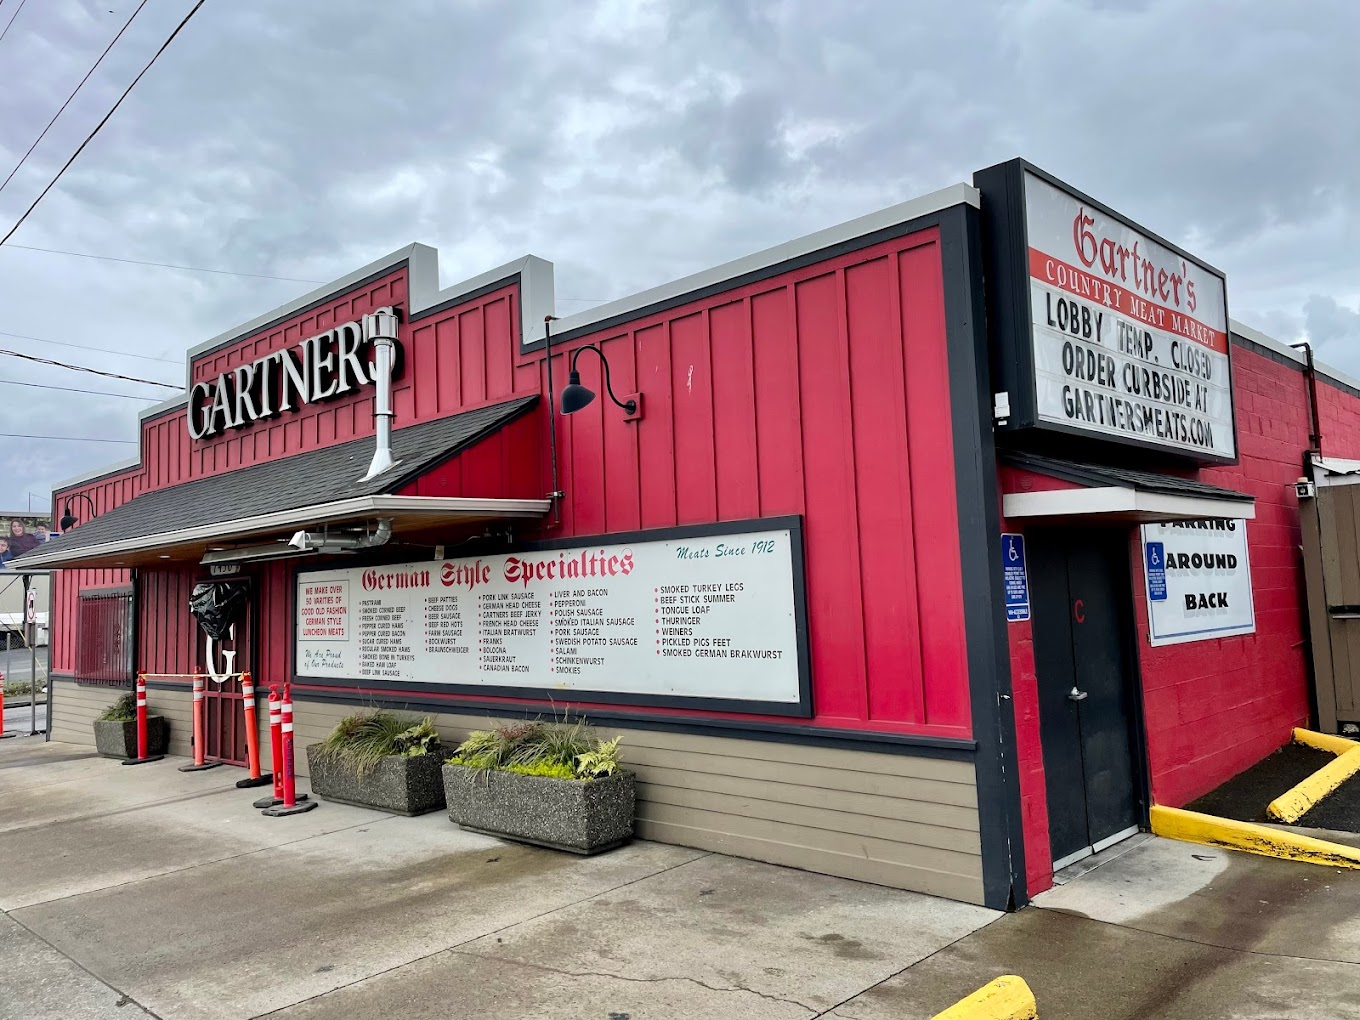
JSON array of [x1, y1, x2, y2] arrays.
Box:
[[976, 160, 1235, 463], [186, 306, 404, 440], [294, 519, 812, 714]]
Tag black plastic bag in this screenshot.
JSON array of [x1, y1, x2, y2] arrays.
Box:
[[189, 581, 248, 640]]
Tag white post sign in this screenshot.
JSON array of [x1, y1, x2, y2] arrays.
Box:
[[1024, 172, 1234, 460], [1141, 519, 1254, 646], [296, 527, 804, 706]]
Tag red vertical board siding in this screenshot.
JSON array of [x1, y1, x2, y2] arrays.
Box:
[[670, 312, 718, 525], [751, 289, 804, 517], [900, 245, 969, 727], [602, 336, 642, 533], [709, 300, 759, 522], [485, 296, 514, 400], [636, 323, 677, 529], [569, 341, 608, 536], [796, 271, 868, 721], [846, 256, 925, 724], [459, 307, 486, 407], [412, 322, 439, 418]]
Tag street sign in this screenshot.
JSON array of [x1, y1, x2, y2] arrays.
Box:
[[1002, 533, 1030, 622], [24, 585, 35, 625]]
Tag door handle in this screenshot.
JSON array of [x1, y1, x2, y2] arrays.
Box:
[[1067, 686, 1089, 702]]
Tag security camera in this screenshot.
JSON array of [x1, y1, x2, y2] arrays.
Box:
[[1295, 479, 1316, 500], [288, 530, 316, 551]]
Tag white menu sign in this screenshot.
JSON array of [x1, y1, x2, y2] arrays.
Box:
[[1025, 172, 1234, 459], [1141, 519, 1255, 646], [296, 527, 802, 704]]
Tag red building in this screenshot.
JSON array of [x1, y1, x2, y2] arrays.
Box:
[[23, 159, 1355, 908]]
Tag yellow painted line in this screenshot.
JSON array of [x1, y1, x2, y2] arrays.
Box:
[[1151, 805, 1360, 869], [1268, 746, 1360, 823], [933, 975, 1037, 1020], [1293, 727, 1360, 755]]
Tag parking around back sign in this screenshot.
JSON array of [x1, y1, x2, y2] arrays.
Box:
[[1002, 533, 1029, 622]]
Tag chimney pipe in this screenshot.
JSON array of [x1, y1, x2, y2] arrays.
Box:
[[361, 307, 401, 482]]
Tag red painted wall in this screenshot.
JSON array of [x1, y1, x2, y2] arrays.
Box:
[[53, 225, 974, 741], [1005, 340, 1360, 895]]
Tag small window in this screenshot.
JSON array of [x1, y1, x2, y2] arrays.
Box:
[[76, 588, 135, 687]]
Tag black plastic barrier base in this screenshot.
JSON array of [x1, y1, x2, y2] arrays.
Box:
[[262, 799, 319, 817], [236, 773, 273, 789], [178, 761, 223, 772], [253, 792, 308, 809], [121, 755, 165, 766]]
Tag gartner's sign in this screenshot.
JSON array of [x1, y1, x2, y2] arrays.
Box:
[[186, 307, 404, 440], [1141, 519, 1255, 646], [976, 161, 1234, 462]]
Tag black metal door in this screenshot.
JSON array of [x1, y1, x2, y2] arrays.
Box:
[[1030, 529, 1140, 866]]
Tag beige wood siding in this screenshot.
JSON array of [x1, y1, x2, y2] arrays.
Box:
[[290, 701, 983, 904], [46, 678, 116, 749]]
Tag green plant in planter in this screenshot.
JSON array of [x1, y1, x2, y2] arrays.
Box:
[[99, 692, 137, 722], [312, 711, 441, 775], [448, 718, 623, 781]]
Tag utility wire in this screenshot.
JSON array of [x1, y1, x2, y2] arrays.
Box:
[[0, 243, 327, 284], [0, 329, 180, 365], [0, 0, 26, 46], [0, 378, 166, 401], [0, 0, 208, 248], [0, 348, 177, 388], [0, 432, 136, 444], [0, 1, 150, 198]]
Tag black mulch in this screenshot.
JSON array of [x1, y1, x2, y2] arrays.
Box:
[[1186, 743, 1334, 823], [1299, 767, 1360, 832]]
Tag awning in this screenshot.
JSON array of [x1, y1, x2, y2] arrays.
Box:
[[1001, 452, 1255, 523], [17, 396, 549, 570]]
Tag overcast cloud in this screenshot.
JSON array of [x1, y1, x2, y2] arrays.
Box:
[[0, 0, 1357, 508]]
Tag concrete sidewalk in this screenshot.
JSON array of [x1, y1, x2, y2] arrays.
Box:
[[2, 738, 1359, 1019]]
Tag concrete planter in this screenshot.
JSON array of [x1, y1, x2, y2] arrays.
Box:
[[442, 764, 635, 854], [93, 717, 169, 759], [305, 745, 446, 816]]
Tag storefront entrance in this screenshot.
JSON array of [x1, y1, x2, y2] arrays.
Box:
[[1029, 528, 1141, 869], [194, 579, 254, 767]]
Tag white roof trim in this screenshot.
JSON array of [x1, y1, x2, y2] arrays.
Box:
[[17, 494, 551, 569], [1003, 486, 1255, 522], [1231, 318, 1360, 395], [523, 183, 980, 348]]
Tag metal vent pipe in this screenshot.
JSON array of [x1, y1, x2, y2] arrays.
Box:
[[362, 307, 401, 482]]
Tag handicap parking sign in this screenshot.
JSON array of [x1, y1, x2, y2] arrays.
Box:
[[1145, 541, 1167, 602], [1002, 534, 1029, 622]]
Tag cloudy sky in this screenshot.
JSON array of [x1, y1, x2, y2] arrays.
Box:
[[0, 0, 1356, 510]]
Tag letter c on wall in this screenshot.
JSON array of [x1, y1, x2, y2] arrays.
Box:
[[1073, 598, 1085, 624]]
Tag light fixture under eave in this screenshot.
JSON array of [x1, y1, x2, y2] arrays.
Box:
[[200, 543, 317, 567]]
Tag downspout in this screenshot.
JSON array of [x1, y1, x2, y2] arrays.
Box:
[[544, 315, 563, 529], [1291, 341, 1323, 458], [361, 307, 401, 482]]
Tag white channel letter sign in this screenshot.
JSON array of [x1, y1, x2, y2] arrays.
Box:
[[186, 306, 404, 440], [296, 528, 801, 704], [1140, 519, 1255, 646], [1025, 173, 1234, 459]]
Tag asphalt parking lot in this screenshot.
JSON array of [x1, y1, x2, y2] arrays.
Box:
[[2, 738, 1359, 1019]]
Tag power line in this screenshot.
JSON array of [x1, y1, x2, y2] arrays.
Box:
[[0, 242, 325, 284], [0, 0, 26, 46], [0, 0, 208, 248], [0, 378, 165, 401], [0, 329, 180, 365], [0, 348, 177, 388], [0, 431, 136, 444], [0, 1, 151, 198]]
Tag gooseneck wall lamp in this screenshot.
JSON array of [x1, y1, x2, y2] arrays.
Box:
[[559, 344, 638, 416], [59, 492, 98, 531]]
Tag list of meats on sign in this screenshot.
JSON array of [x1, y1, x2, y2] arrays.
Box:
[[295, 527, 801, 703]]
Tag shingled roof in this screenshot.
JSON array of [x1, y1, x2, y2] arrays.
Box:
[[17, 395, 539, 566]]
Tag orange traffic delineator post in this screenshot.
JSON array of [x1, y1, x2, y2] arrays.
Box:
[[234, 671, 273, 789], [0, 670, 16, 739], [254, 684, 307, 808], [262, 685, 316, 816], [121, 675, 164, 765], [178, 669, 222, 772]]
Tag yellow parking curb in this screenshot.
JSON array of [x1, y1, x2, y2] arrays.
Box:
[[933, 975, 1037, 1020], [1268, 746, 1360, 823], [1292, 727, 1360, 755], [1150, 805, 1360, 869]]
